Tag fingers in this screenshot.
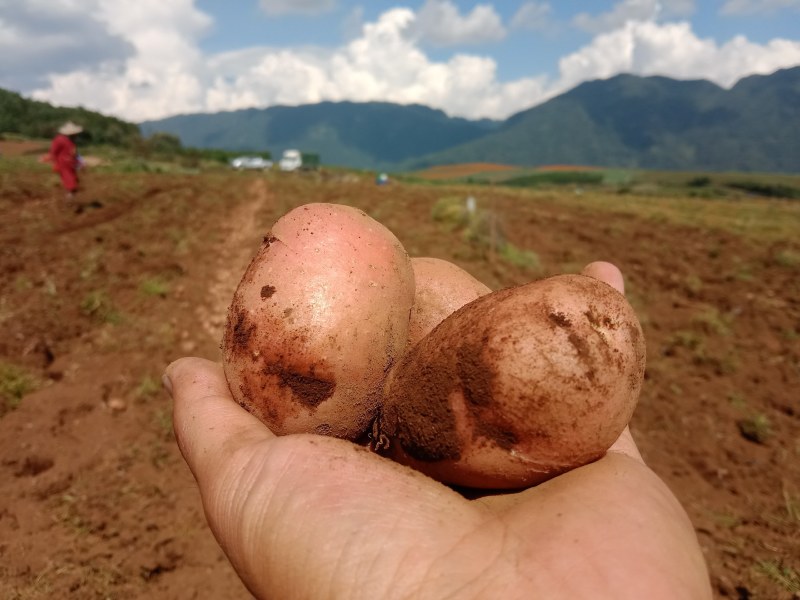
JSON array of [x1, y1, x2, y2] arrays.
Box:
[[579, 263, 646, 463], [165, 357, 274, 487], [607, 426, 645, 463], [581, 261, 625, 295]]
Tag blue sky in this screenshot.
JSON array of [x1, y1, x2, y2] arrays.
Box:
[[1, 0, 799, 122]]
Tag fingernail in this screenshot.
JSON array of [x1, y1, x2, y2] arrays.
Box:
[[162, 373, 174, 398]]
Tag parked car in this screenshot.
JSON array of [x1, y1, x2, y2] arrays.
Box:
[[278, 149, 302, 172], [230, 156, 272, 170]]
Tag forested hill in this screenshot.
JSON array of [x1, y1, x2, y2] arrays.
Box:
[[0, 88, 140, 146], [140, 102, 500, 170], [413, 67, 800, 173]]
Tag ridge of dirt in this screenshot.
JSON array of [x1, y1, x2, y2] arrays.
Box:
[[196, 178, 269, 347]]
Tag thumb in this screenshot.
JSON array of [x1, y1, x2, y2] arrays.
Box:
[[581, 261, 625, 295], [165, 357, 274, 487]]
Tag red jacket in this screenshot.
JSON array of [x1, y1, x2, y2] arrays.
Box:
[[49, 134, 78, 173]]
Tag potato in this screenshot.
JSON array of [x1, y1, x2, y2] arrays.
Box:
[[378, 274, 646, 489], [407, 257, 491, 348], [222, 203, 415, 440]]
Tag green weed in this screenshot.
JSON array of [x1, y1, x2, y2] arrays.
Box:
[[737, 413, 772, 444], [135, 375, 161, 400], [0, 361, 38, 410], [431, 196, 472, 230], [500, 244, 541, 271], [684, 274, 703, 296], [692, 306, 733, 336], [80, 290, 121, 324], [139, 277, 170, 298], [727, 392, 747, 411], [755, 560, 800, 594], [774, 249, 800, 268]]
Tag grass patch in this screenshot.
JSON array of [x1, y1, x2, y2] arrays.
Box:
[[504, 171, 604, 187], [431, 196, 472, 230], [499, 244, 541, 270], [80, 290, 122, 324], [691, 306, 733, 336], [0, 361, 38, 411], [774, 249, 800, 268], [755, 560, 800, 594], [139, 277, 170, 298], [432, 195, 540, 272], [728, 181, 800, 200], [737, 413, 772, 444], [135, 375, 162, 400]]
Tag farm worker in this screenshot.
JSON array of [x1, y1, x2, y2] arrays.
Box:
[[164, 260, 712, 600], [48, 121, 83, 198]]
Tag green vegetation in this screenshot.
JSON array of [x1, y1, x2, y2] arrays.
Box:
[[0, 361, 38, 411], [80, 290, 121, 324], [774, 249, 800, 268], [0, 87, 268, 170], [728, 180, 800, 200], [504, 171, 604, 187], [0, 88, 139, 146], [135, 375, 162, 401], [431, 196, 540, 272], [755, 560, 800, 594], [139, 277, 170, 298], [737, 413, 773, 444], [412, 67, 800, 174]]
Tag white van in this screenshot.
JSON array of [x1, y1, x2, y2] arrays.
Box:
[[279, 149, 302, 172]]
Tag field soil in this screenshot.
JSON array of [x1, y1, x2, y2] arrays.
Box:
[[1, 159, 799, 598]]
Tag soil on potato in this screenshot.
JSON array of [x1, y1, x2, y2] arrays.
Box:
[[1, 155, 798, 599]]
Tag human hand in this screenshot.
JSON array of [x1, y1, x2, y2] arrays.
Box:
[[165, 262, 711, 600]]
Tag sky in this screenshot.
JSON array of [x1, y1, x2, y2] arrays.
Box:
[[1, 0, 799, 123]]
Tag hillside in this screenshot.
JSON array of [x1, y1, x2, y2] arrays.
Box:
[[413, 67, 800, 173], [0, 88, 140, 147], [140, 102, 499, 170], [140, 67, 800, 173]]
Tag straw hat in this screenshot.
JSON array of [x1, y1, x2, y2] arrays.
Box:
[[58, 121, 83, 135]]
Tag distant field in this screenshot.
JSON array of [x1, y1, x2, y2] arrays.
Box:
[[412, 162, 518, 180], [0, 139, 48, 156]]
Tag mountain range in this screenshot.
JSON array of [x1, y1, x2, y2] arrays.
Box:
[[140, 67, 800, 173]]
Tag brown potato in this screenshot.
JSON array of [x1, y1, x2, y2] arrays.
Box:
[[407, 257, 491, 348], [222, 203, 415, 440], [379, 274, 646, 489]]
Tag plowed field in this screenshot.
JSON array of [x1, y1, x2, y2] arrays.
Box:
[[1, 158, 799, 598]]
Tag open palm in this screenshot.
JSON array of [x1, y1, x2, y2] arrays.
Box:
[[167, 263, 711, 599]]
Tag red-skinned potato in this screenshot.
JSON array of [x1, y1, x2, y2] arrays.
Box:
[[378, 274, 646, 489], [222, 203, 415, 440], [407, 257, 491, 348]]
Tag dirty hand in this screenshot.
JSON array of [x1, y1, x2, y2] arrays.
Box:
[[165, 262, 711, 600]]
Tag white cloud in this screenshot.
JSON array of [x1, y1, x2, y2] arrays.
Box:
[[510, 2, 553, 31], [557, 20, 800, 91], [407, 0, 506, 46], [28, 0, 213, 120], [15, 1, 800, 124], [0, 0, 134, 90], [663, 0, 697, 18], [573, 0, 695, 34], [204, 9, 544, 120], [259, 0, 335, 16], [574, 0, 660, 33], [721, 0, 800, 14]]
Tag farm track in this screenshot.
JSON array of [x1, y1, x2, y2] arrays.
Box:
[[195, 178, 269, 346]]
